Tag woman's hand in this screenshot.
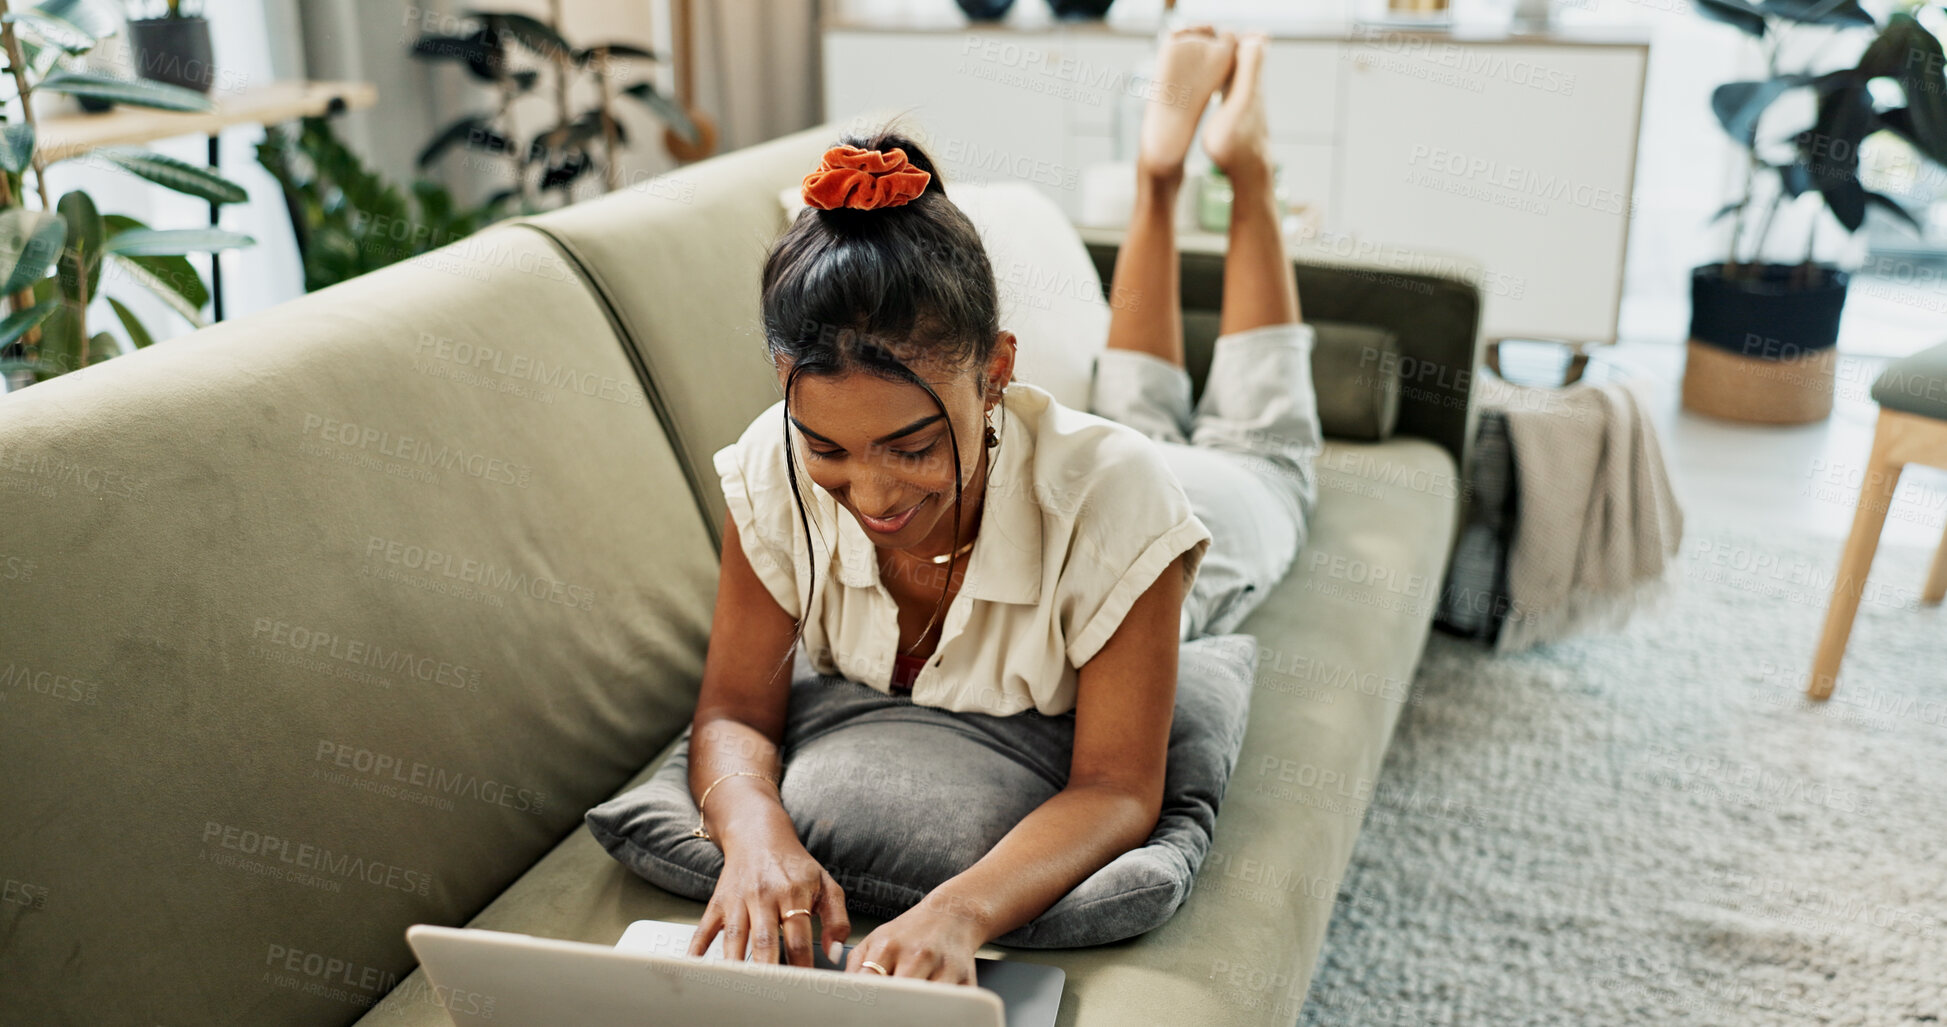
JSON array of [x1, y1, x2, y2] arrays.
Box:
[[844, 897, 990, 985], [689, 832, 851, 968]]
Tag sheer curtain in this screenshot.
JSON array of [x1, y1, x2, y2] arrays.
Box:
[[294, 0, 823, 229]]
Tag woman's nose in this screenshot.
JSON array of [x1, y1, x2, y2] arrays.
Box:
[[848, 466, 907, 517]]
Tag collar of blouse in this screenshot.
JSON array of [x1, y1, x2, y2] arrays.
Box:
[[831, 390, 1042, 606]]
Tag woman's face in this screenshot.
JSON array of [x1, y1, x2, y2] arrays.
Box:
[[781, 339, 1013, 553]]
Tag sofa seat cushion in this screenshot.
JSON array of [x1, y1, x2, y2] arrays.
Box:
[[355, 435, 1459, 1027]]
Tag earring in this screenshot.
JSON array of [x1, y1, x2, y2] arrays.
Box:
[[984, 410, 999, 449]]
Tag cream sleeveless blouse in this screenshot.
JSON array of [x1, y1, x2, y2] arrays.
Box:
[[712, 380, 1212, 717]]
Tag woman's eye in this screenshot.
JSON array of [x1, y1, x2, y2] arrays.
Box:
[[805, 439, 937, 462]]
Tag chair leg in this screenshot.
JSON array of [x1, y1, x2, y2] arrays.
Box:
[[1925, 520, 1947, 605], [1808, 411, 1906, 701]]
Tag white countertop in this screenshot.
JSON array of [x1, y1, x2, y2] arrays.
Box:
[[825, 9, 1652, 47]]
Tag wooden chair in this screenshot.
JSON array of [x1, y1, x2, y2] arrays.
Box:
[[1808, 341, 1947, 700]]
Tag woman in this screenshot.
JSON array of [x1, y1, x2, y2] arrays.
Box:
[[684, 26, 1320, 984]]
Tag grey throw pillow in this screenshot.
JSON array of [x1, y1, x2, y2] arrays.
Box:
[[585, 633, 1259, 949]]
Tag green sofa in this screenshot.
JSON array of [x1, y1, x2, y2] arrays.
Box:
[[0, 122, 1480, 1025]]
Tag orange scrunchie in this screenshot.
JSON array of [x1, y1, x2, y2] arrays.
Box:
[[801, 145, 931, 211]]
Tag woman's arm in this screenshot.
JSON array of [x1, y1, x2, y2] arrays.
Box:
[[907, 550, 1189, 947], [689, 510, 801, 849], [688, 510, 854, 968]]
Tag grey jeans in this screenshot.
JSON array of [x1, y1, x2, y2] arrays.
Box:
[[1087, 321, 1323, 642]]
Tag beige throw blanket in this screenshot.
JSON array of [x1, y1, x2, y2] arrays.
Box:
[[1480, 373, 1684, 652]]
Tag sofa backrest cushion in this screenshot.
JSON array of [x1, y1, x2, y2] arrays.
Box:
[[0, 224, 718, 1024], [511, 125, 838, 555]]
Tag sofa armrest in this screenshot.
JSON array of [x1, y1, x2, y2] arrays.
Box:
[[1082, 238, 1485, 473]]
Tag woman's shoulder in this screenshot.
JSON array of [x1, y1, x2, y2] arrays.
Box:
[[1008, 382, 1185, 516], [712, 398, 792, 485]]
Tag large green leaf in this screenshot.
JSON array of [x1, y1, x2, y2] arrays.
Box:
[[32, 301, 82, 374], [3, 9, 96, 54], [103, 228, 255, 256], [0, 300, 59, 348], [1860, 14, 1947, 166], [1864, 190, 1923, 232], [578, 41, 659, 68], [1806, 82, 1877, 231], [85, 146, 249, 204], [1876, 108, 1947, 168], [0, 123, 34, 174], [1712, 76, 1813, 145], [55, 190, 102, 302], [531, 110, 606, 154], [3, 0, 118, 54], [37, 70, 214, 112], [106, 296, 153, 349], [0, 209, 66, 295], [28, 0, 118, 38], [471, 11, 571, 60], [1694, 0, 1768, 36], [0, 357, 60, 383], [86, 330, 119, 365], [1757, 0, 1873, 28], [1774, 160, 1814, 197], [620, 81, 699, 145], [410, 31, 501, 81], [16, 36, 64, 80], [417, 114, 509, 169], [104, 253, 208, 326]]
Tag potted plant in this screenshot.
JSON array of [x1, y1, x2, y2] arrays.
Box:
[[0, 0, 254, 389], [124, 0, 213, 94], [1684, 0, 1947, 423], [256, 115, 505, 293], [409, 8, 700, 214]]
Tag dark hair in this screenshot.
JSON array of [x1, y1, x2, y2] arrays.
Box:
[[758, 125, 1003, 687]]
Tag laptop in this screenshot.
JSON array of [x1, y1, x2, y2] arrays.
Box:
[[405, 920, 1065, 1027]]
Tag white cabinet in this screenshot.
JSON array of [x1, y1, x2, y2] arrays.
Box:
[[1335, 37, 1647, 344], [823, 31, 1072, 202], [823, 23, 1648, 346]]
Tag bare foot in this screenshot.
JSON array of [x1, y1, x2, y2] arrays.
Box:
[[1137, 26, 1236, 183], [1202, 31, 1272, 184]]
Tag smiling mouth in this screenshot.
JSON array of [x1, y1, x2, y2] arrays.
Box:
[[858, 496, 926, 534]]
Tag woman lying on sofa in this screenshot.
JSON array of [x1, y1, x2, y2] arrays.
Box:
[[682, 26, 1320, 983]]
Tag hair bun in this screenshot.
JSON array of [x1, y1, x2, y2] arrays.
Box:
[[801, 145, 932, 211]]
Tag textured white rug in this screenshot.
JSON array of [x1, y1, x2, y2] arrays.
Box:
[[1299, 520, 1947, 1027]]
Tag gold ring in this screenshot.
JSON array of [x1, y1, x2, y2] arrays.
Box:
[[860, 959, 889, 975], [781, 908, 812, 921]]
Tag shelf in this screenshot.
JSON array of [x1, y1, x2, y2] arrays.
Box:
[[34, 79, 378, 162]]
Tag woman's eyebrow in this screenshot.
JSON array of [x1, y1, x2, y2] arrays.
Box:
[[791, 413, 945, 446]]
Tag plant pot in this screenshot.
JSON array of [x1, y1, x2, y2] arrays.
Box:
[[1681, 262, 1851, 424], [1048, 0, 1114, 18], [128, 16, 216, 95], [956, 0, 1017, 19]]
